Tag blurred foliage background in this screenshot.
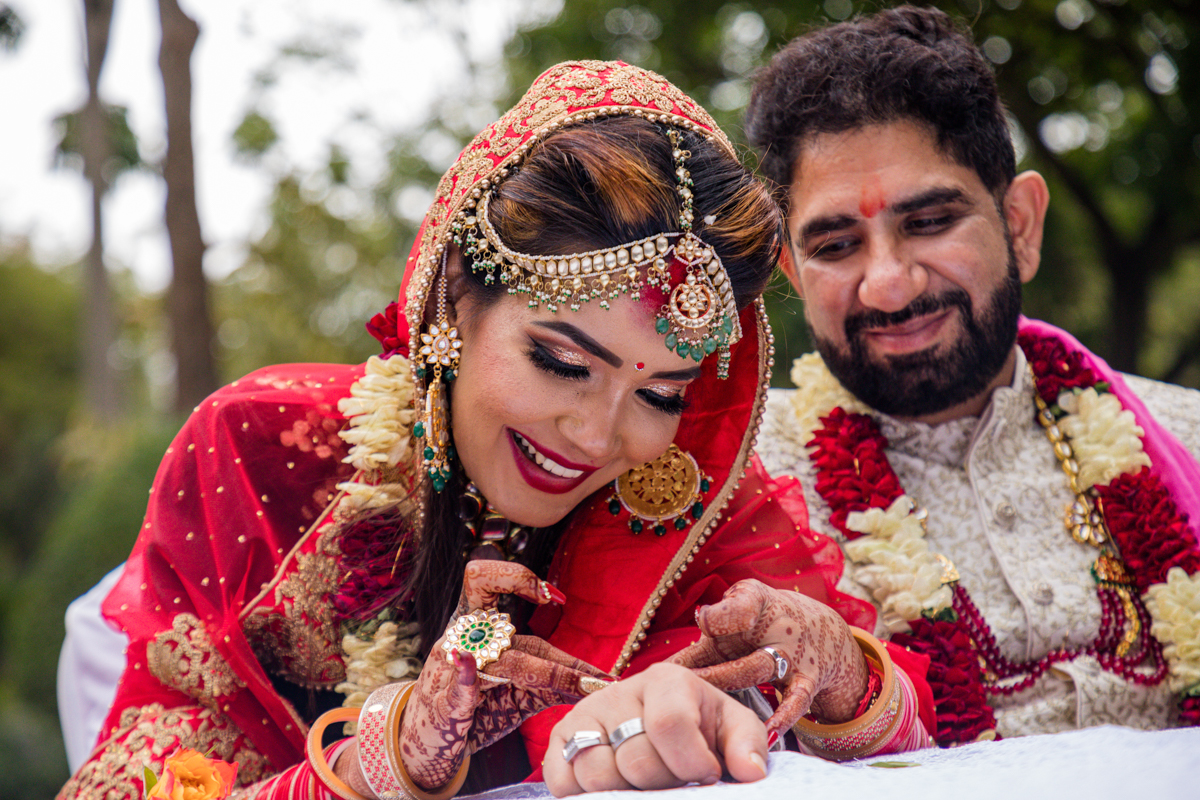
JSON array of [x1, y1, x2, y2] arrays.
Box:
[[1, 0, 1198, 795]]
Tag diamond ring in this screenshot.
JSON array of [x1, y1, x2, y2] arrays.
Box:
[[562, 730, 605, 763]]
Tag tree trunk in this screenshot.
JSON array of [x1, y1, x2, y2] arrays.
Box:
[[157, 0, 218, 413], [80, 0, 122, 419]]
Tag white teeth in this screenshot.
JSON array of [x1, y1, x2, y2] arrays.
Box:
[[514, 432, 584, 479]]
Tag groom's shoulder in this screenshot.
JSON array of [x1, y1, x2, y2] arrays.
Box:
[[1122, 373, 1200, 459]]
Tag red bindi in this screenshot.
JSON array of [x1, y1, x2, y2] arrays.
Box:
[[859, 175, 886, 219], [635, 363, 645, 371]]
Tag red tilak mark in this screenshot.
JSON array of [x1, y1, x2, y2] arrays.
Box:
[[635, 362, 645, 371], [859, 175, 886, 219]]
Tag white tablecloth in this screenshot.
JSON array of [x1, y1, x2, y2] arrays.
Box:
[[465, 725, 1200, 799]]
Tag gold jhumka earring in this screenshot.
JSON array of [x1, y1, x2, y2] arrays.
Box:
[[605, 444, 712, 535], [413, 263, 462, 492]]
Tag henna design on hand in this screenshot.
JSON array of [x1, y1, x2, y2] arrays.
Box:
[[396, 562, 609, 789], [670, 579, 868, 735]]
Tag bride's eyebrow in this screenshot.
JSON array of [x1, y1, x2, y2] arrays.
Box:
[[531, 321, 623, 368], [648, 366, 701, 381]]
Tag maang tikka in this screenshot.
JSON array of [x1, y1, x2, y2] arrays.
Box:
[[413, 260, 462, 492], [457, 127, 742, 378]]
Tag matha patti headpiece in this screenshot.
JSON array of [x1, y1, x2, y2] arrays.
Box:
[[452, 128, 742, 378]]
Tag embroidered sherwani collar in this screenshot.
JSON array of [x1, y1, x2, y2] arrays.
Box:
[[872, 347, 1032, 469]]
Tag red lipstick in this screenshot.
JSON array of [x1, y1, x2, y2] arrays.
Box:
[[507, 428, 597, 495]]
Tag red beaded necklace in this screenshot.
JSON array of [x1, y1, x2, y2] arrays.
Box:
[[806, 330, 1198, 744]]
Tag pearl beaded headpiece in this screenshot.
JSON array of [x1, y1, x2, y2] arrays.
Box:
[[455, 128, 742, 378]]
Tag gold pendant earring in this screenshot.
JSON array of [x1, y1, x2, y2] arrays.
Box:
[[607, 444, 712, 535], [414, 261, 462, 492]]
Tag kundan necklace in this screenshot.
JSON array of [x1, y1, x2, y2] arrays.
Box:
[[796, 329, 1200, 745]]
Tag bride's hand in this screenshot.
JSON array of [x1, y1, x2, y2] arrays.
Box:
[[670, 579, 867, 737], [397, 560, 612, 790]]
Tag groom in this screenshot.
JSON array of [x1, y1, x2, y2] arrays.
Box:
[[748, 5, 1200, 741]]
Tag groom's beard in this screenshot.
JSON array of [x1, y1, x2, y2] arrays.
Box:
[[810, 257, 1022, 418]]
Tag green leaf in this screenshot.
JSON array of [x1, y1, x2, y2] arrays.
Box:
[[868, 761, 921, 769], [143, 766, 159, 798], [232, 110, 280, 160]]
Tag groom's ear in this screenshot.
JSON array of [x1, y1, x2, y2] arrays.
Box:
[[778, 242, 803, 300]]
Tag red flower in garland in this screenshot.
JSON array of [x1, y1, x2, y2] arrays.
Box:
[[1096, 469, 1200, 592], [366, 302, 405, 358], [808, 408, 903, 539], [1017, 331, 1097, 405], [332, 510, 415, 625], [1180, 694, 1200, 727], [893, 619, 997, 746]]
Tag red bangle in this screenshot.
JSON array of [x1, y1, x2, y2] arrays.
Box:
[[855, 663, 884, 718]]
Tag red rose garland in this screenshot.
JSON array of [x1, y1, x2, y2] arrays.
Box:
[[806, 331, 1200, 744]]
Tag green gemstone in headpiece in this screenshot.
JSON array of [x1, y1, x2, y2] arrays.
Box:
[[655, 317, 670, 335]]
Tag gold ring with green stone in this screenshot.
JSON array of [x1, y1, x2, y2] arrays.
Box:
[[441, 609, 516, 670]]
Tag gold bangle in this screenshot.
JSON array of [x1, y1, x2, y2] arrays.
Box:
[[307, 706, 370, 800], [792, 627, 902, 761], [358, 681, 471, 800]]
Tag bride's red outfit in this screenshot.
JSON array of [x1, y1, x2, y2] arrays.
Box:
[[58, 62, 932, 799]]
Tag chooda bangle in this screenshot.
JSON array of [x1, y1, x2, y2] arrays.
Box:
[[357, 680, 471, 800], [306, 706, 370, 800], [792, 627, 903, 761]]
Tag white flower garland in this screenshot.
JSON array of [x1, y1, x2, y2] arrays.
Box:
[[336, 621, 424, 733], [1056, 388, 1151, 491], [332, 354, 428, 711], [336, 354, 418, 513], [786, 352, 1198, 693], [1145, 568, 1200, 692], [843, 496, 954, 623]]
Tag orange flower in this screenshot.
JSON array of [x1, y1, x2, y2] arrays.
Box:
[[146, 748, 238, 800]]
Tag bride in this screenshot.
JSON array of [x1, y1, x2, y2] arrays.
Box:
[[60, 61, 923, 800]]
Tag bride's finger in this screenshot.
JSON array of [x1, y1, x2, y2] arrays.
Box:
[[462, 560, 565, 609], [487, 649, 613, 700], [668, 636, 731, 670], [765, 674, 818, 735], [694, 581, 770, 638], [686, 648, 779, 692], [509, 635, 613, 679]]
